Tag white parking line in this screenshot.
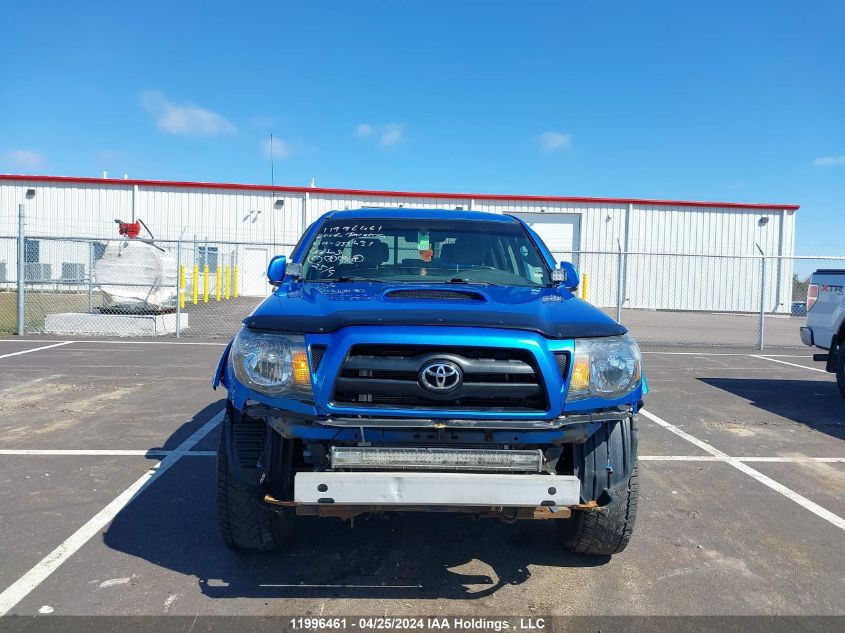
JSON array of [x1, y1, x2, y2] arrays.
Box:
[[642, 351, 812, 357], [0, 341, 73, 359], [638, 455, 845, 463], [0, 339, 227, 346], [8, 342, 817, 354], [638, 455, 721, 461], [640, 409, 845, 532], [0, 409, 224, 617], [3, 342, 813, 354], [0, 449, 217, 456], [750, 355, 829, 373], [736, 456, 845, 463]]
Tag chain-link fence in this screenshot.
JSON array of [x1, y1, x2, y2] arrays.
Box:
[[1, 234, 843, 347], [569, 250, 845, 348], [0, 235, 294, 340]]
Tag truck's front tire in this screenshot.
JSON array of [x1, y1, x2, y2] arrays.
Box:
[[558, 418, 639, 556], [216, 413, 294, 552], [558, 465, 638, 556], [835, 343, 845, 399]]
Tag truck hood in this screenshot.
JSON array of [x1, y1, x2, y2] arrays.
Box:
[[243, 282, 625, 339]]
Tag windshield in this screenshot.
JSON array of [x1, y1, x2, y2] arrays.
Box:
[[300, 218, 550, 286]]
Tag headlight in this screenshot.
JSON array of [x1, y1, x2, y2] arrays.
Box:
[[567, 334, 641, 401], [232, 329, 312, 397]]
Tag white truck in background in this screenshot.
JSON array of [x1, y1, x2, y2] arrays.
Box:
[[800, 269, 845, 398]]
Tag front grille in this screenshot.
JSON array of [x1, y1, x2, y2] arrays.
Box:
[[310, 345, 327, 371], [553, 352, 570, 379], [332, 345, 549, 412]]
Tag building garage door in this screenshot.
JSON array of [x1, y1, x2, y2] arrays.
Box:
[[241, 247, 269, 296], [513, 213, 581, 266]]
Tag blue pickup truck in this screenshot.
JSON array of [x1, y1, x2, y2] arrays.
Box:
[[213, 209, 646, 556]]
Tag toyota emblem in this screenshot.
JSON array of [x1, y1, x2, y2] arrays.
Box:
[[418, 360, 462, 393]]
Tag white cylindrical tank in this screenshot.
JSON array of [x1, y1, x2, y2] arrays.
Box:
[[94, 240, 180, 310]]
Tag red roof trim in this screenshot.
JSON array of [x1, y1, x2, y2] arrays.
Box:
[[0, 174, 800, 211]]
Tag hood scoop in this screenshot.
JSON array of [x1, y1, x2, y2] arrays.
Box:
[[384, 288, 486, 302]]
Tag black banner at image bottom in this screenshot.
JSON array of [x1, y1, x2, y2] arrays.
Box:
[[0, 616, 843, 633]]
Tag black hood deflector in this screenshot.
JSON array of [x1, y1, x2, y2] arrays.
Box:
[[243, 283, 627, 339], [244, 309, 626, 339]]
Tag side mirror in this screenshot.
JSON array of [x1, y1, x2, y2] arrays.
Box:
[[551, 261, 579, 291], [267, 255, 287, 286]]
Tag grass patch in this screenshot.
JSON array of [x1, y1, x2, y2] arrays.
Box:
[[0, 289, 104, 334]]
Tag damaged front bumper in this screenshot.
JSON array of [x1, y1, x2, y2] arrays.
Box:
[[293, 471, 581, 507], [249, 404, 635, 446], [264, 470, 586, 521]]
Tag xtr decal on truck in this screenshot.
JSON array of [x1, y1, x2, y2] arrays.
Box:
[[213, 209, 647, 556]]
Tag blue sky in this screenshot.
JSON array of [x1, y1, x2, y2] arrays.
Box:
[[1, 1, 842, 254]]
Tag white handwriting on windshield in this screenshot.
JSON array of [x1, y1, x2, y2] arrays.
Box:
[[307, 226, 384, 271], [307, 250, 365, 265]]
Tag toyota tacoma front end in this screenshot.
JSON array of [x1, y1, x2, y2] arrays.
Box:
[[213, 209, 646, 555]]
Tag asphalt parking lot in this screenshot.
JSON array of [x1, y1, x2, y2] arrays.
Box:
[[0, 337, 842, 618]]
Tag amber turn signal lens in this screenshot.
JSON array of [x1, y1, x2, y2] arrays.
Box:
[[570, 356, 591, 391], [292, 351, 311, 385]]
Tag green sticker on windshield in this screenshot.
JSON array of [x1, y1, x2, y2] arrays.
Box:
[[417, 231, 430, 251]]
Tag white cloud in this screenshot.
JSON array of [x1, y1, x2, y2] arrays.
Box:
[[356, 122, 405, 146], [260, 137, 291, 159], [380, 123, 405, 146], [3, 148, 45, 168], [537, 131, 572, 152], [140, 90, 236, 136], [813, 155, 845, 167]]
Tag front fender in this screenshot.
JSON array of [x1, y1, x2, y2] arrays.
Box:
[[212, 339, 233, 390]]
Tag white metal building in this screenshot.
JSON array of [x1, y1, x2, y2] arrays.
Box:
[[0, 174, 799, 312]]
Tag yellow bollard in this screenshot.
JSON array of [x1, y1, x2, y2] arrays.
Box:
[[225, 266, 231, 300], [581, 273, 588, 300], [215, 267, 222, 301], [179, 264, 186, 309], [192, 264, 199, 305], [233, 265, 239, 298], [203, 265, 209, 303]]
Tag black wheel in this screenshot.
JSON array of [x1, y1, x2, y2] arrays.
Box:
[[558, 417, 639, 556], [216, 413, 294, 552], [836, 344, 845, 399]]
